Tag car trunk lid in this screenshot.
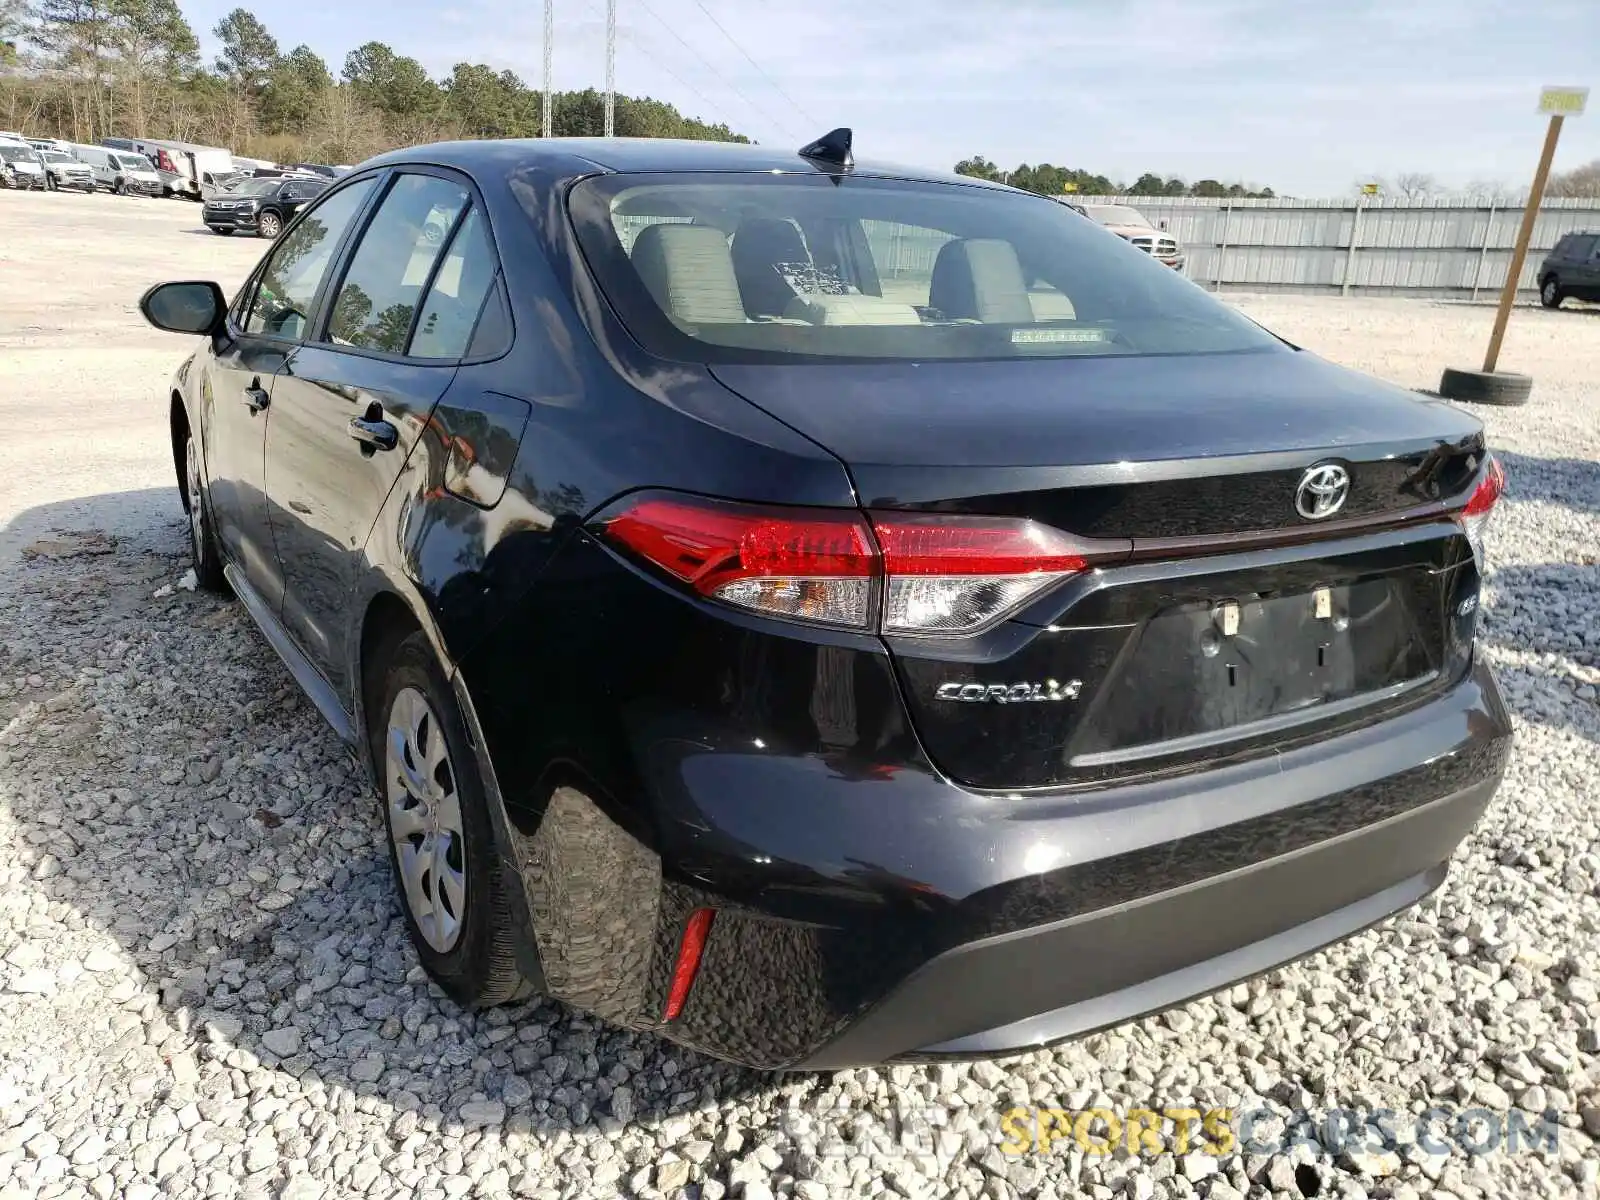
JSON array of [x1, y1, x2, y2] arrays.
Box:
[[711, 350, 1488, 790]]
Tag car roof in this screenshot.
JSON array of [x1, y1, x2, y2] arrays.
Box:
[[358, 137, 1019, 192]]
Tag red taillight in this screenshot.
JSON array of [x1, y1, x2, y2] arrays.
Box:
[[662, 908, 715, 1022], [1456, 454, 1505, 567], [604, 496, 876, 628], [870, 514, 1090, 576], [1461, 454, 1505, 519], [870, 513, 1090, 635], [601, 494, 1097, 636]]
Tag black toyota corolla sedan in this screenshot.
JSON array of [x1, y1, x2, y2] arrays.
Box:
[[139, 132, 1511, 1069]]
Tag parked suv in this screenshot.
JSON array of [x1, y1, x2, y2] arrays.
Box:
[[202, 174, 327, 238], [1538, 231, 1600, 308], [38, 149, 95, 191], [137, 135, 1510, 1069]]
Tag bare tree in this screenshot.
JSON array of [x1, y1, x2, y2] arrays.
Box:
[[1547, 159, 1600, 199], [1464, 179, 1521, 204], [1393, 171, 1437, 200]]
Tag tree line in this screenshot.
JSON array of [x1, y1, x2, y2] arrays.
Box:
[[953, 155, 1276, 199], [0, 1, 748, 164]]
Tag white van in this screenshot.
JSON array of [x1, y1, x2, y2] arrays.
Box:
[[124, 138, 233, 199], [70, 145, 165, 196]]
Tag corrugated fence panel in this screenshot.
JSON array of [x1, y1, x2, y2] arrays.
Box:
[[1071, 195, 1600, 298]]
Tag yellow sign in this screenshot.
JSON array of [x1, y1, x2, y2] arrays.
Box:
[[1361, 183, 1380, 195], [1538, 86, 1588, 117], [1062, 182, 1078, 193]]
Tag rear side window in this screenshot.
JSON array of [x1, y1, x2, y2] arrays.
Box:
[[243, 178, 377, 339], [1568, 235, 1598, 261], [409, 206, 503, 360], [561, 172, 1277, 364], [323, 173, 471, 354]]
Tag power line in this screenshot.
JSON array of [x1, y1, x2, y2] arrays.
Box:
[[688, 0, 818, 130], [628, 0, 801, 143], [577, 0, 743, 135]]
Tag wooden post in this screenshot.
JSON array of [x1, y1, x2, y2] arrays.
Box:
[[1483, 114, 1564, 373]]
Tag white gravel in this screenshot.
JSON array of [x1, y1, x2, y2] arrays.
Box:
[[2, 190, 1599, 1200]]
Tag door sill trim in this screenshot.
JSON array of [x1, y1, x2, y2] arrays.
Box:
[[223, 563, 356, 745]]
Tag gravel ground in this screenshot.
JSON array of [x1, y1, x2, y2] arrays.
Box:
[[2, 189, 1599, 1200]]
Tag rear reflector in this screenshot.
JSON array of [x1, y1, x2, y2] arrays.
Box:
[[1455, 454, 1505, 568], [662, 908, 716, 1022], [600, 493, 1097, 636]]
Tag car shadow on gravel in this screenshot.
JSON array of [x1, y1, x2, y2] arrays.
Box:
[[0, 491, 777, 1179], [1497, 451, 1600, 520]]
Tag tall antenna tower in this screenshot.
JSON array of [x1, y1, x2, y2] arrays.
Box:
[[604, 0, 616, 136], [542, 0, 554, 138]]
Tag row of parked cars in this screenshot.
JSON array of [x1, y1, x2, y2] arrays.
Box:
[[0, 131, 346, 212]]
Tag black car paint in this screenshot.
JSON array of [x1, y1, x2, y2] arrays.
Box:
[[160, 139, 1510, 1069]]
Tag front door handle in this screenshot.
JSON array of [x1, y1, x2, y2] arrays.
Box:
[[348, 415, 399, 452], [244, 381, 270, 412]]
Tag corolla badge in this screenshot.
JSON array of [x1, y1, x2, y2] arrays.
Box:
[[936, 679, 1083, 704], [1295, 462, 1351, 520]]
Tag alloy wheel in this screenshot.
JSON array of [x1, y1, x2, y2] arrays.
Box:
[[259, 213, 281, 238], [1542, 279, 1560, 307], [385, 686, 467, 952], [184, 436, 206, 565]]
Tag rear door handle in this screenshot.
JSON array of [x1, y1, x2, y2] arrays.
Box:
[[244, 381, 270, 412], [348, 416, 399, 452]]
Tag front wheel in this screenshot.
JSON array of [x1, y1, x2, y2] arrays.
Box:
[[183, 432, 228, 594], [1541, 277, 1563, 309], [256, 211, 282, 239], [371, 633, 530, 1008]]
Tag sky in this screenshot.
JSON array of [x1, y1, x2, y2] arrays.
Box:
[[178, 0, 1600, 197]]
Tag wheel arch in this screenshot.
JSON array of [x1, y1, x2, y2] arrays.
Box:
[[169, 391, 191, 513], [354, 581, 550, 994]]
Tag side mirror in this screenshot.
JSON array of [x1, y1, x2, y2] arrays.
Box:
[[140, 281, 226, 336]]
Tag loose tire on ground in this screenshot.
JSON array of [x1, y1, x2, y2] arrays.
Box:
[[1438, 366, 1533, 407], [369, 631, 532, 1008]]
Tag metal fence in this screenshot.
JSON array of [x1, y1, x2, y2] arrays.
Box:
[[1070, 195, 1600, 298]]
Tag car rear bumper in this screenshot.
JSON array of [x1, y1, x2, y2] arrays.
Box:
[[501, 638, 1508, 1068]]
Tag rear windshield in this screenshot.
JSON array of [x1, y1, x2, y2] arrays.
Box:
[[560, 172, 1277, 364]]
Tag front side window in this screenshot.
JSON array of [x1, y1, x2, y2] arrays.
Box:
[[243, 177, 377, 340], [561, 172, 1279, 364], [323, 173, 471, 354]]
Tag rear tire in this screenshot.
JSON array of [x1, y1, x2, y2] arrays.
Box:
[[370, 632, 531, 1008], [1438, 366, 1533, 407], [1540, 277, 1563, 309]]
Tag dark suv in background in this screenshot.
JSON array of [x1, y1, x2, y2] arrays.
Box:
[[1539, 231, 1600, 308], [203, 174, 327, 239]]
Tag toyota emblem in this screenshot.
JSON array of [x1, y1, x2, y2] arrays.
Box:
[[1295, 463, 1350, 520]]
